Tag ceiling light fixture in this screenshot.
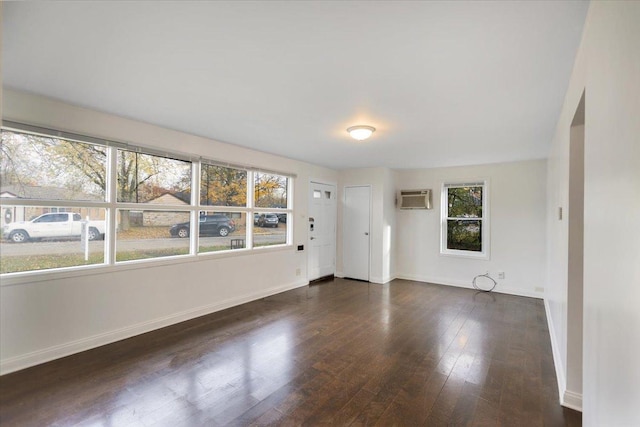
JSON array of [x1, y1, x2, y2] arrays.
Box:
[[347, 125, 376, 141]]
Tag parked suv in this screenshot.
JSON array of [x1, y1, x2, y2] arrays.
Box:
[[169, 214, 235, 238], [256, 213, 279, 228]]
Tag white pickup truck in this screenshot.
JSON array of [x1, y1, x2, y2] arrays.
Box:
[[3, 212, 106, 243]]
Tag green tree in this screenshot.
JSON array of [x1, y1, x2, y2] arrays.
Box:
[[446, 186, 483, 252]]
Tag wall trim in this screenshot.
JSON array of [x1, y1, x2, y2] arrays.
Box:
[[335, 272, 397, 285], [544, 298, 569, 409], [395, 273, 543, 299], [0, 279, 309, 375], [563, 390, 583, 412]]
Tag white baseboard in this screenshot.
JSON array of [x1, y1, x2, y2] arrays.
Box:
[[0, 279, 309, 375], [395, 273, 544, 299], [544, 298, 576, 412], [335, 272, 397, 285], [562, 390, 583, 412]]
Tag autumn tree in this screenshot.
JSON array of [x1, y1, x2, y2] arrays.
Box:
[[254, 172, 287, 208], [1, 131, 105, 199], [0, 130, 192, 230], [0, 131, 36, 189], [200, 165, 247, 206]]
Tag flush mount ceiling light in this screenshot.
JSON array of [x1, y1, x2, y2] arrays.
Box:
[[347, 125, 376, 141]]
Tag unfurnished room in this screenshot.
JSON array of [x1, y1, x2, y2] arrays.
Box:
[[0, 1, 638, 426]]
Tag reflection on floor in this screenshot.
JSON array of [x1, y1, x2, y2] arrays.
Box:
[[0, 278, 581, 426]]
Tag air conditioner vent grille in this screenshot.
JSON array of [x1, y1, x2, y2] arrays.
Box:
[[400, 189, 432, 209]]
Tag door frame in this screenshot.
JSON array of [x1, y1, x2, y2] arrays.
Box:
[[342, 184, 372, 282], [308, 178, 338, 281]]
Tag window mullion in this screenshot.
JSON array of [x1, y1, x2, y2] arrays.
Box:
[[246, 171, 254, 249], [191, 162, 201, 255], [106, 146, 118, 265]]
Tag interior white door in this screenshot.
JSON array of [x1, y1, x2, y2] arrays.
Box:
[[343, 185, 370, 281], [308, 182, 337, 281]]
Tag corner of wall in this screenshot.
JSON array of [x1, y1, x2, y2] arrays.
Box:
[[544, 298, 567, 408]]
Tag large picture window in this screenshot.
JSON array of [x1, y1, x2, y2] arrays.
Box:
[[441, 181, 489, 258], [0, 127, 294, 276]]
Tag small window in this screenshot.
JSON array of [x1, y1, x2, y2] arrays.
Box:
[[254, 172, 288, 208], [200, 164, 247, 207], [116, 150, 191, 204], [197, 211, 246, 253], [441, 181, 489, 258], [0, 130, 107, 202], [116, 209, 190, 262], [0, 206, 107, 274]]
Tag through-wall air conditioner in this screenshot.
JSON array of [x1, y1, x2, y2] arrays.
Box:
[[399, 189, 432, 209]]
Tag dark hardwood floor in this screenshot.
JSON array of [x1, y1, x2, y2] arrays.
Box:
[[0, 278, 581, 426]]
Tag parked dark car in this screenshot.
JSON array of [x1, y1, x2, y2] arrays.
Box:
[[257, 213, 279, 228], [170, 214, 235, 238]]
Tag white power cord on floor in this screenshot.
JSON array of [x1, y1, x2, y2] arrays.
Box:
[[472, 272, 497, 292]]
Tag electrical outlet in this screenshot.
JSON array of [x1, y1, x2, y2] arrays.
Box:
[[498, 271, 505, 279], [295, 268, 301, 276]]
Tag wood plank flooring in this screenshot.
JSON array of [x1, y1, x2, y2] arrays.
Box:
[[0, 278, 581, 426]]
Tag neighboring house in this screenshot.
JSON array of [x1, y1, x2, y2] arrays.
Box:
[[142, 193, 189, 226], [0, 185, 105, 229], [142, 192, 247, 228]]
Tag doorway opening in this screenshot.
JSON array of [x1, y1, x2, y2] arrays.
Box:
[[566, 90, 585, 411]]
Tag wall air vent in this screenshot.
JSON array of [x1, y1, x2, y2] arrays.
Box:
[[400, 189, 432, 209]]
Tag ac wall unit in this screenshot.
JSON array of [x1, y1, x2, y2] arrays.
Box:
[[400, 189, 432, 209]]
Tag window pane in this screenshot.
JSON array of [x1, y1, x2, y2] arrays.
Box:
[[254, 172, 288, 208], [1, 130, 107, 201], [447, 186, 483, 218], [0, 205, 106, 273], [254, 212, 286, 247], [116, 150, 191, 204], [116, 209, 189, 261], [200, 164, 247, 206], [447, 219, 482, 252], [196, 211, 246, 253]]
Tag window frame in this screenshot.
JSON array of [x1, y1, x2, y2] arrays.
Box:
[[0, 124, 295, 280], [440, 180, 490, 259]]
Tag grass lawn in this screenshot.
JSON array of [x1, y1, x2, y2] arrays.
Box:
[[0, 244, 248, 274], [0, 225, 285, 273]]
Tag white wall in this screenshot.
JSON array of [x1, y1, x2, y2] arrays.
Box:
[[395, 160, 547, 298], [382, 168, 397, 282], [336, 167, 396, 284], [0, 89, 338, 374], [546, 1, 640, 424]]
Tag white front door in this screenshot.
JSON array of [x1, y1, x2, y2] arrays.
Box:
[[343, 185, 370, 281], [308, 182, 337, 281]]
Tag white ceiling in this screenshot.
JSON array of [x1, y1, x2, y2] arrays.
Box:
[[2, 1, 589, 170]]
